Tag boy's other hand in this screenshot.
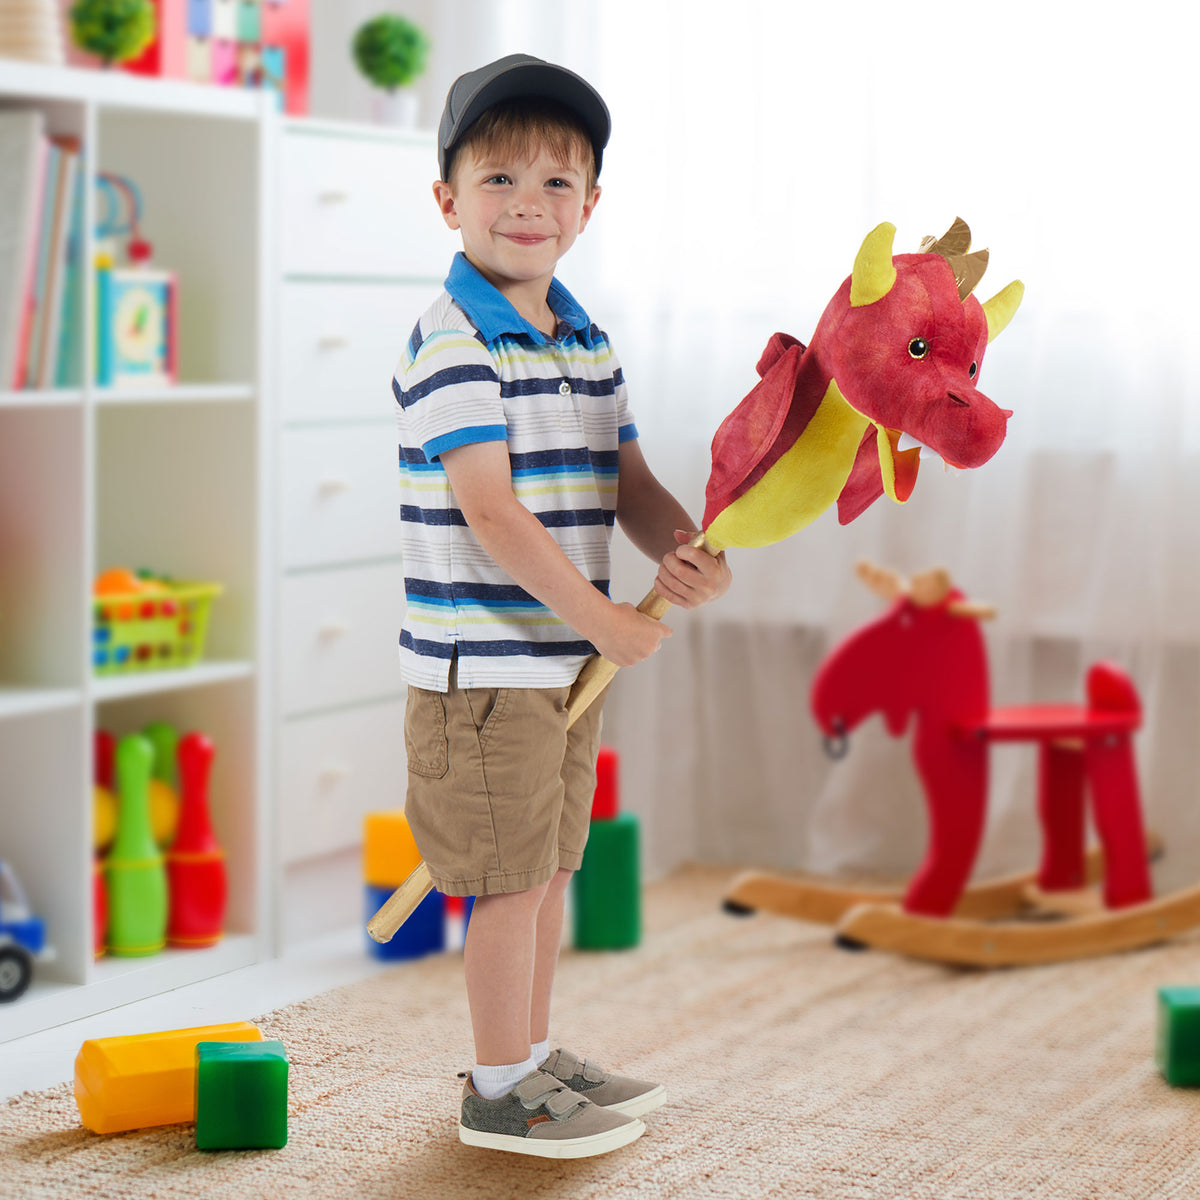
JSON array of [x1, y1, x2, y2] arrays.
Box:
[[592, 602, 671, 667], [654, 530, 732, 610]]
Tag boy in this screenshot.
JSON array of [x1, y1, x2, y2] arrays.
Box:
[[393, 54, 730, 1159]]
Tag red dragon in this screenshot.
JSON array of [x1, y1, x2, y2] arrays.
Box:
[[701, 219, 1024, 552]]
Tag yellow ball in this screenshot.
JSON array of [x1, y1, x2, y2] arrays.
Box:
[[93, 785, 117, 853], [149, 780, 180, 848]]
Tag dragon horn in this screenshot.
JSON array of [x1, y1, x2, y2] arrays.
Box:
[[850, 222, 897, 307], [982, 280, 1025, 343]]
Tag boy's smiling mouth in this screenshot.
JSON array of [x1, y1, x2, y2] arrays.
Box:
[[502, 232, 552, 245]]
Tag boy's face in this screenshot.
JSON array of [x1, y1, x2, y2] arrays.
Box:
[[434, 144, 600, 303]]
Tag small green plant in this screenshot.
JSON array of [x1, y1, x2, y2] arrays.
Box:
[[352, 14, 431, 92], [69, 0, 156, 67]]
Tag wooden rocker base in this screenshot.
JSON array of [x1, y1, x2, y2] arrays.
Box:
[[834, 881, 1200, 967], [722, 835, 1163, 927]]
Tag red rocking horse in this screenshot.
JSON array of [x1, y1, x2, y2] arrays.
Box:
[[723, 562, 1200, 965]]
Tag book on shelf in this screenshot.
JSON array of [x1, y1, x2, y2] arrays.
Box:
[[0, 112, 83, 392], [0, 109, 48, 389]]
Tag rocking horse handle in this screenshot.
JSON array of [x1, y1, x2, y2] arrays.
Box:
[[564, 531, 713, 729], [367, 531, 715, 944]]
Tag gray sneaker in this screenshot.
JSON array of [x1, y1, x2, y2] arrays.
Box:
[[458, 1069, 645, 1158], [538, 1048, 666, 1118]]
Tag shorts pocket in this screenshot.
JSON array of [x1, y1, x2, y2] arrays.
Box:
[[405, 687, 449, 779]]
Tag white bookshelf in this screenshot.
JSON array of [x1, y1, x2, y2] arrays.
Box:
[[0, 61, 275, 1042]]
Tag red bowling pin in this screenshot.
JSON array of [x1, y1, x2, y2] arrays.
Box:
[[166, 732, 227, 948]]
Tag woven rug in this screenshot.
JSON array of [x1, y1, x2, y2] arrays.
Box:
[[4, 864, 1200, 1200]]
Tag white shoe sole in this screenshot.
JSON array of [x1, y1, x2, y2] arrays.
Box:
[[458, 1115, 645, 1159], [605, 1084, 666, 1119]]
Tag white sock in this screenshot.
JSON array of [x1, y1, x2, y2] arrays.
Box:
[[531, 1038, 550, 1066], [472, 1055, 538, 1100]]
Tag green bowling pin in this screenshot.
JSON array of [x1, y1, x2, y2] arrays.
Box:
[[143, 721, 179, 788], [105, 734, 168, 956]]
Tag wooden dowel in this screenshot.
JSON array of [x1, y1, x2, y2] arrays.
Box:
[[366, 531, 718, 941]]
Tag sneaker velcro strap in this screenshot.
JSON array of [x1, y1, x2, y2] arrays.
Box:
[[581, 1057, 607, 1083], [513, 1071, 585, 1120], [550, 1049, 581, 1080]]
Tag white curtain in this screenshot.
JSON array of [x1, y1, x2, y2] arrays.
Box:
[[454, 1, 1200, 892]]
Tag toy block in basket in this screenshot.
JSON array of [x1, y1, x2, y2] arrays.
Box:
[[93, 568, 222, 675]]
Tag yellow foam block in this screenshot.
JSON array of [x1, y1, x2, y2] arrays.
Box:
[[363, 809, 422, 888], [74, 1021, 262, 1134]]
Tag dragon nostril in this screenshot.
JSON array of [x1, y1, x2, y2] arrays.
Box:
[[948, 392, 970, 407]]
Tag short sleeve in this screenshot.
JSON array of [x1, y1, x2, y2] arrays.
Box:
[[397, 329, 507, 461]]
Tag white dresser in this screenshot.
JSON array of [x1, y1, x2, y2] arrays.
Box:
[[273, 119, 453, 942]]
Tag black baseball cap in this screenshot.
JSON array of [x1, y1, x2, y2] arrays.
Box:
[[437, 53, 611, 182]]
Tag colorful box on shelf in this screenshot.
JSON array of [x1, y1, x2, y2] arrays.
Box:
[[92, 581, 223, 675]]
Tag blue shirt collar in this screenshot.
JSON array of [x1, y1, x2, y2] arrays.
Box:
[[445, 252, 594, 347]]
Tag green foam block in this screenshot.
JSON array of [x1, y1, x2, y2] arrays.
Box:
[[1157, 987, 1200, 1086], [573, 813, 640, 950], [195, 1040, 289, 1149]]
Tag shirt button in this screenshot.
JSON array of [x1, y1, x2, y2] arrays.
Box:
[[559, 380, 571, 395]]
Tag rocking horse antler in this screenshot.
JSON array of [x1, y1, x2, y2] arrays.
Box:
[[855, 559, 997, 621]]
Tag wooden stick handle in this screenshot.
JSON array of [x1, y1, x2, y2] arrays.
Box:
[[366, 531, 717, 942], [366, 860, 435, 943]]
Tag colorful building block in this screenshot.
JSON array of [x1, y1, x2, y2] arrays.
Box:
[[195, 1040, 288, 1149], [75, 1021, 262, 1134], [592, 745, 620, 821], [1157, 987, 1200, 1085], [364, 882, 445, 960], [363, 810, 423, 890], [573, 812, 641, 950]]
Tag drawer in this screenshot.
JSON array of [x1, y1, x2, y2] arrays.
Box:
[[279, 131, 454, 278], [279, 699, 408, 864], [281, 424, 403, 568], [278, 280, 433, 423], [280, 562, 407, 714]]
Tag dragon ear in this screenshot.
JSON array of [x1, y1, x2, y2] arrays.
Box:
[[982, 280, 1025, 343], [850, 222, 897, 307]]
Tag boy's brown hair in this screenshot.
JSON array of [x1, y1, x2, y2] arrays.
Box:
[[444, 97, 599, 193]]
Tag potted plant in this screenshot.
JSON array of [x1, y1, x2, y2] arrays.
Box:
[[352, 13, 431, 127], [68, 0, 155, 68]]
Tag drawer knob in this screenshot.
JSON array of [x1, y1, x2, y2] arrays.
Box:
[[318, 189, 349, 204], [318, 621, 350, 639], [318, 478, 351, 496], [318, 335, 349, 350], [319, 763, 353, 784]]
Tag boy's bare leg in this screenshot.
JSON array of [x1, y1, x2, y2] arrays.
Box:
[[530, 867, 573, 1046], [464, 881, 550, 1066]]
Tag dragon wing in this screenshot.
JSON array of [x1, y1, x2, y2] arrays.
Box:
[[703, 333, 806, 529]]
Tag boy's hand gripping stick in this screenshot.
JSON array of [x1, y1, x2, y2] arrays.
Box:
[[365, 533, 715, 944]]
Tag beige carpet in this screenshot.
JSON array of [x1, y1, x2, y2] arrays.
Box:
[[5, 865, 1200, 1199]]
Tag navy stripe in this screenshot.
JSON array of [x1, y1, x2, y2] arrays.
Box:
[[399, 444, 435, 467], [500, 377, 616, 400], [536, 509, 615, 528], [510, 448, 619, 471], [399, 630, 455, 658], [400, 505, 613, 530], [408, 320, 424, 358], [457, 638, 597, 658], [392, 376, 402, 405], [402, 363, 498, 407], [401, 504, 468, 527]]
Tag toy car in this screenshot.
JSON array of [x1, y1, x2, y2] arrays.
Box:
[[0, 860, 54, 1002]]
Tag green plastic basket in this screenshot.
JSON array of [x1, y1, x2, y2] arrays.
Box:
[[92, 582, 223, 675]]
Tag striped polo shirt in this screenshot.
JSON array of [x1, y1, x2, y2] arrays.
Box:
[[392, 253, 638, 691]]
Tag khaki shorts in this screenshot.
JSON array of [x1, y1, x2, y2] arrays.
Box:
[[402, 660, 604, 896]]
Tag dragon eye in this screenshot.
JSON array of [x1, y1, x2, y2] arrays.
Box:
[[908, 337, 929, 359], [969, 361, 978, 378]]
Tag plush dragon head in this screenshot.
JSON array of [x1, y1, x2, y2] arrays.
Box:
[[702, 219, 1024, 551]]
